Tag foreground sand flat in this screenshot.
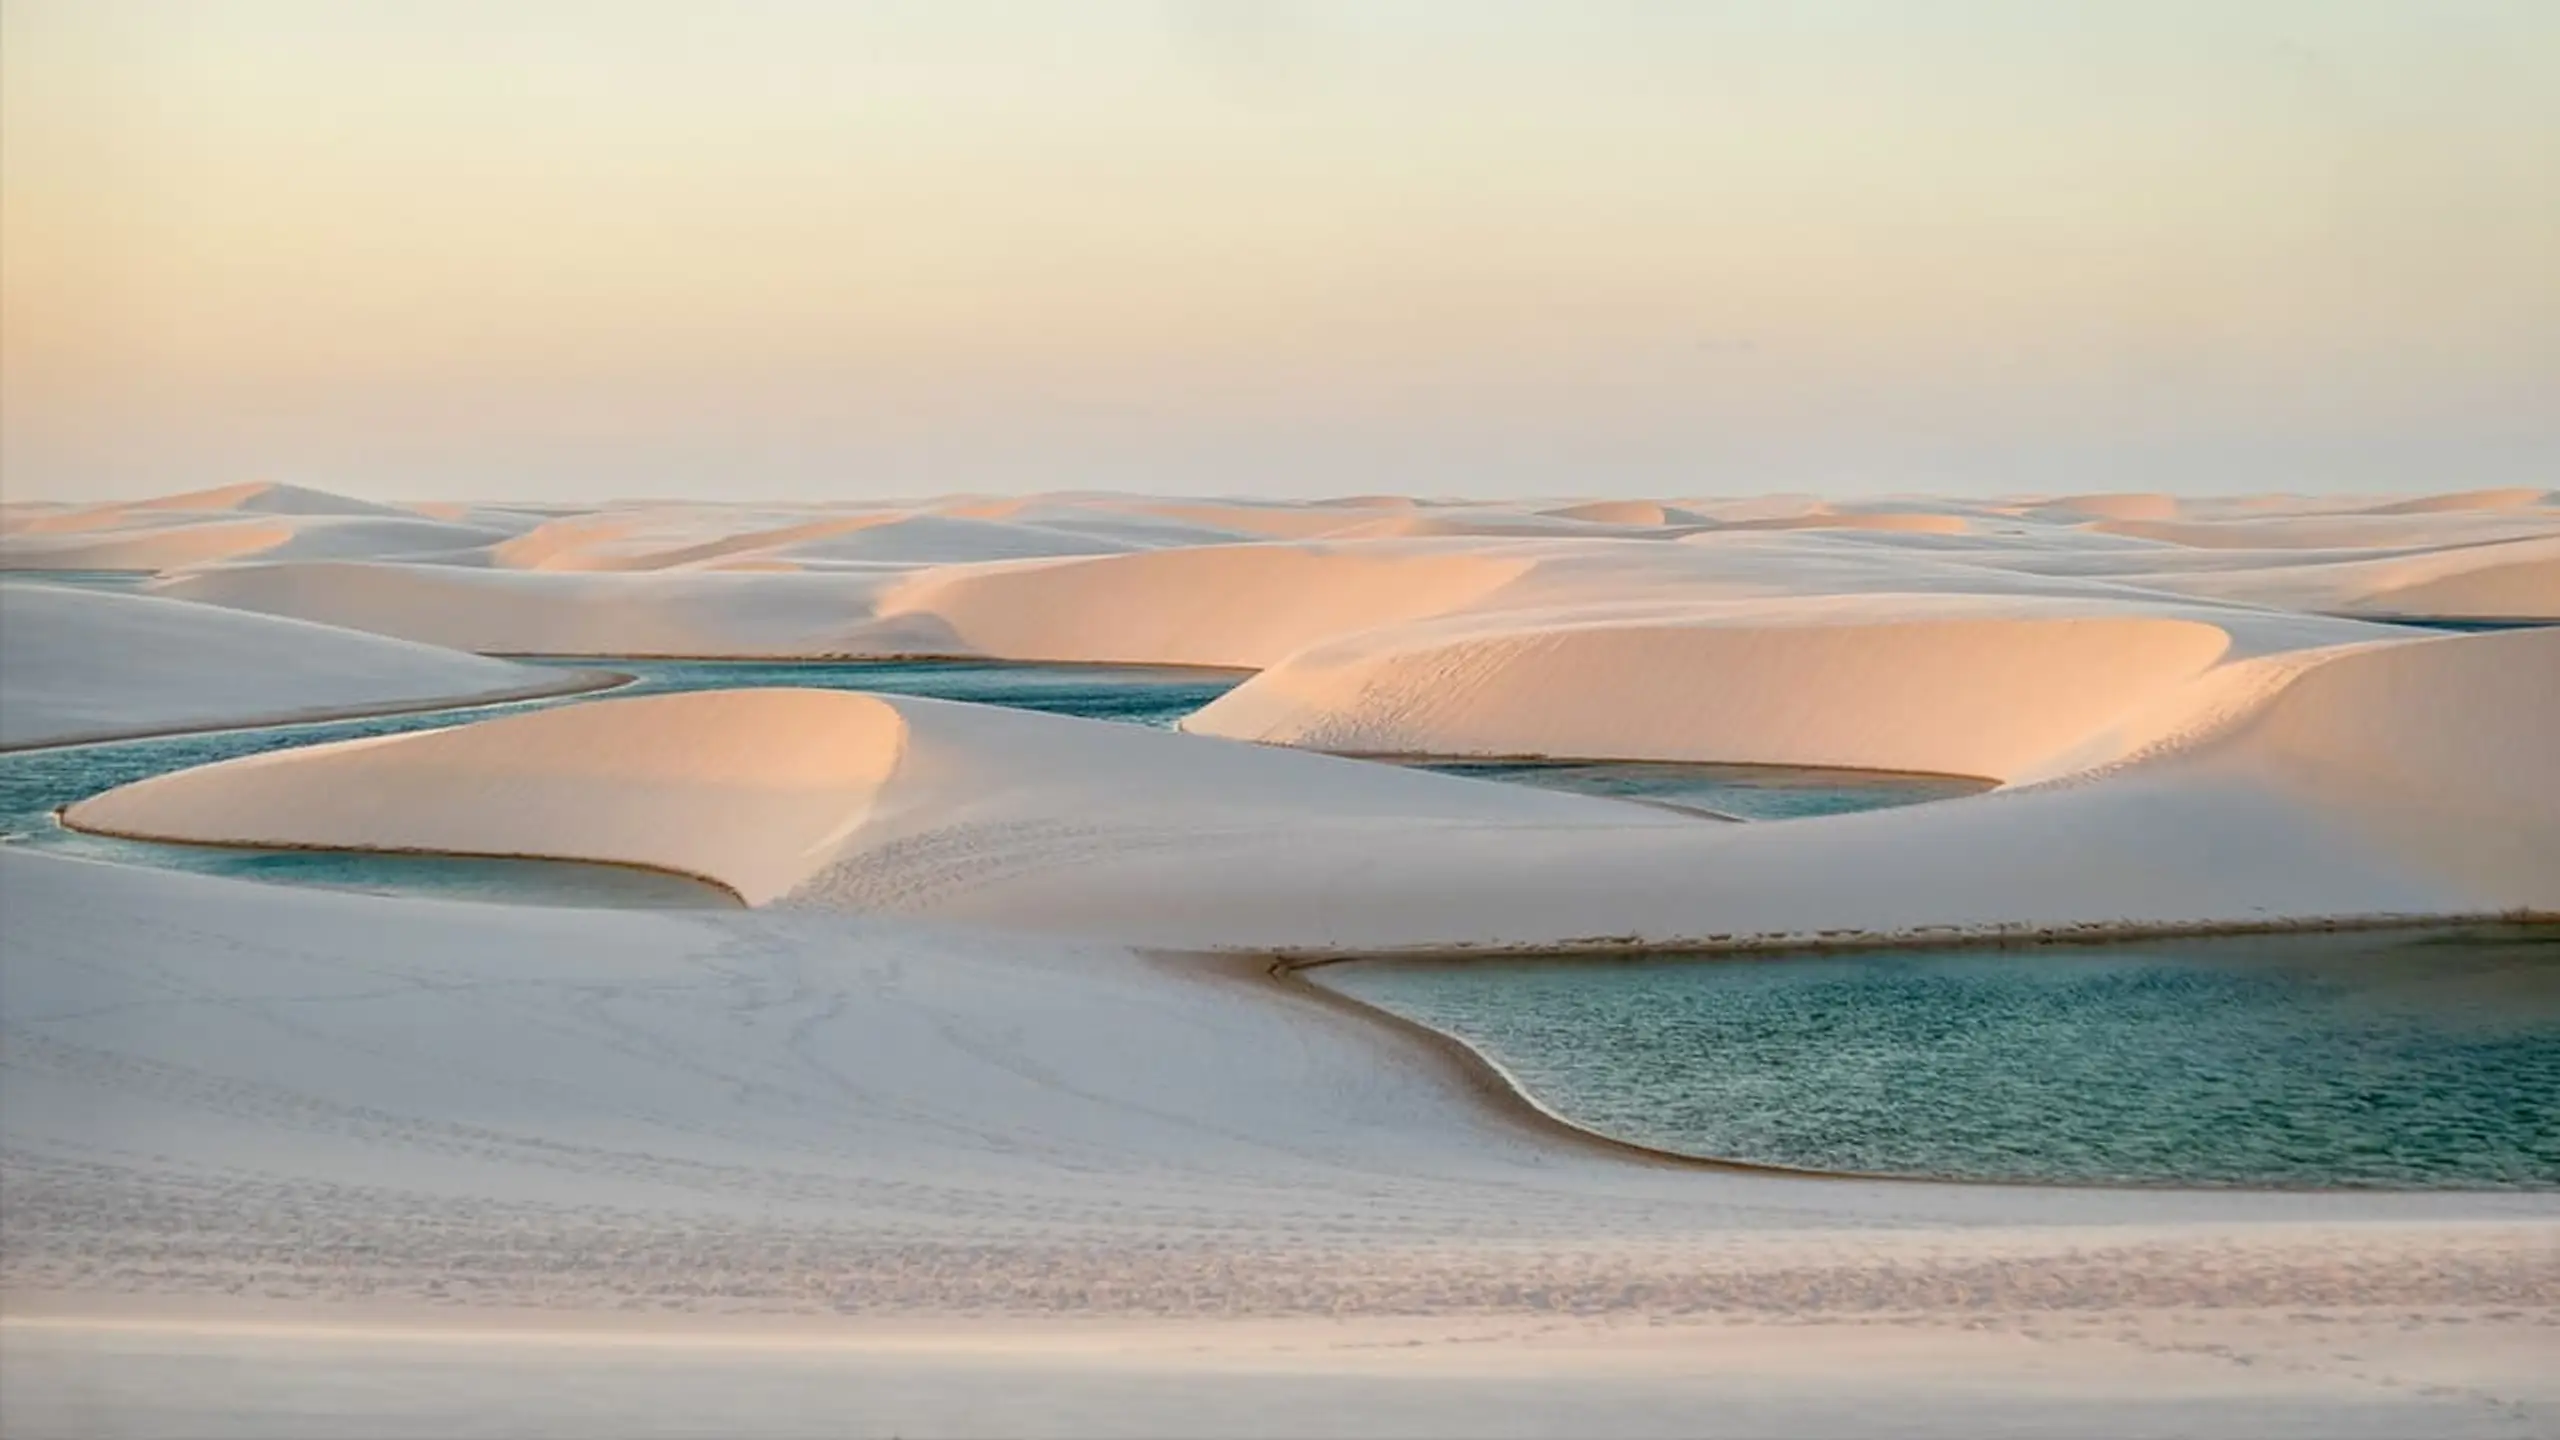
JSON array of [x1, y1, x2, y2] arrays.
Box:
[[11, 1307, 2558, 1438], [4, 850, 2556, 1435], [4, 485, 2557, 1433]]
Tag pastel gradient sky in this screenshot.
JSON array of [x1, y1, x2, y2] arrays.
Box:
[[6, 1, 2555, 502]]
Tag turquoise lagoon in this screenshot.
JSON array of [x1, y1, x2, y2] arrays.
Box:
[[1314, 926, 2560, 1189]]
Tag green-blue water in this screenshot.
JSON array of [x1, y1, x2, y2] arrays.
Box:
[[1403, 759, 1987, 820], [2369, 616, 2556, 633], [0, 659, 1240, 907], [1315, 927, 2560, 1189], [0, 569, 157, 591], [536, 656, 1241, 729], [2, 655, 1982, 906]]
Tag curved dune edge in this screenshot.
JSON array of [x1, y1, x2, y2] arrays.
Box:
[[0, 582, 627, 751], [63, 689, 910, 905], [2349, 552, 2560, 620], [2093, 512, 2559, 552], [1238, 952, 1890, 1182], [1542, 498, 1675, 527], [143, 501, 2556, 668], [0, 518, 300, 571], [1256, 939, 2558, 1191], [58, 628, 2560, 945], [877, 542, 1540, 667], [1715, 510, 1974, 535], [2204, 626, 2559, 901], [0, 484, 499, 570], [2363, 487, 2549, 516], [2029, 492, 2182, 523], [3, 667, 630, 754], [49, 822, 752, 906], [1187, 610, 2237, 781], [2103, 535, 2560, 619], [798, 627, 2559, 946]]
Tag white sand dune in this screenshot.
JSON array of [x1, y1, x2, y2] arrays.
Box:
[[0, 583, 606, 749], [1323, 507, 1661, 540], [476, 504, 1136, 574], [1187, 606, 2238, 778], [1671, 493, 1828, 522], [2093, 535, 2560, 619], [1712, 507, 1976, 535], [2094, 510, 2559, 551], [154, 560, 930, 656], [1113, 498, 1409, 540], [808, 628, 2560, 944], [134, 492, 2560, 662], [0, 484, 422, 564], [995, 506, 1262, 548], [877, 542, 1542, 666], [2206, 627, 2559, 899], [8, 486, 2560, 1433], [69, 689, 909, 903], [2362, 486, 2550, 515], [750, 513, 1141, 566], [2352, 545, 2560, 619], [130, 480, 416, 518], [3, 520, 505, 573], [212, 514, 517, 564], [0, 517, 304, 572], [483, 507, 900, 571], [4, 481, 411, 532], [1, 492, 513, 574], [0, 502, 78, 534], [67, 624, 2558, 948], [2026, 491, 2183, 523], [1540, 498, 1678, 526], [64, 685, 1686, 905]]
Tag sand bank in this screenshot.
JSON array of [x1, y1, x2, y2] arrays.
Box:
[[66, 626, 2560, 947], [0, 583, 617, 751]]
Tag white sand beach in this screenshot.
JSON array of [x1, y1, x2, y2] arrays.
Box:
[[4, 486, 2558, 1436]]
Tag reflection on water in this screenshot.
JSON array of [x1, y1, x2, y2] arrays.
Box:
[[1315, 926, 2560, 1188], [1401, 758, 1990, 819]]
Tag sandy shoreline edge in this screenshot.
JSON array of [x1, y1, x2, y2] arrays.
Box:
[[1233, 916, 2560, 1194], [0, 666, 635, 754]]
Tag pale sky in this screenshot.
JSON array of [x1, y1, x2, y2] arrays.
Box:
[[5, 1, 2555, 502]]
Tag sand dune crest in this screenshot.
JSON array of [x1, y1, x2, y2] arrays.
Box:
[[65, 689, 909, 903]]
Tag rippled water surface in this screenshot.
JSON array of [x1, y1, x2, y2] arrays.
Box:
[[1316, 927, 2560, 1188]]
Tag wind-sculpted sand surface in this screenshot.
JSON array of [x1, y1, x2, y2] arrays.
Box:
[[66, 689, 909, 904], [5, 484, 2558, 1435], [65, 624, 2559, 946], [0, 583, 616, 750]]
